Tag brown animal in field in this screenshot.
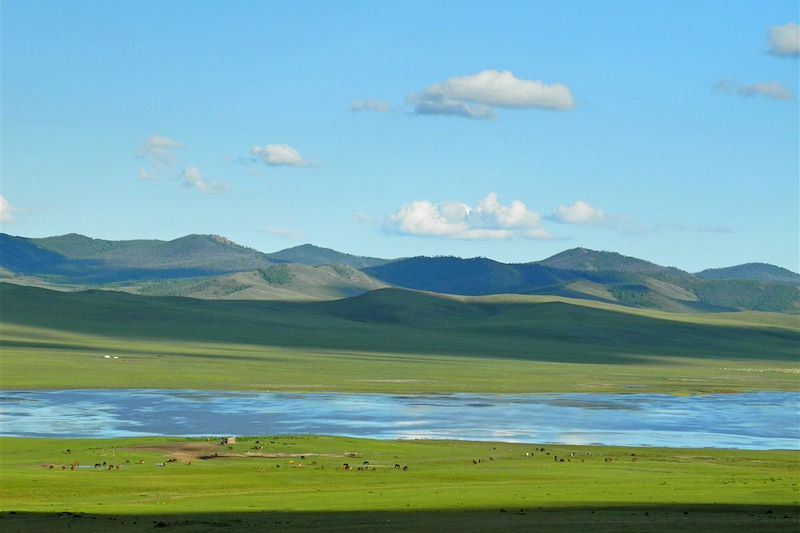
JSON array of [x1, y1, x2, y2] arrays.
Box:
[[402, 466, 408, 471], [343, 463, 351, 471]]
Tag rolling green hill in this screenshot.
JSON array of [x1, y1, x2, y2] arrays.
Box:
[[698, 263, 800, 284], [127, 264, 388, 300], [1, 283, 797, 364]]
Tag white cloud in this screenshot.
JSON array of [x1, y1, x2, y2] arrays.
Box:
[[385, 193, 549, 240], [261, 227, 304, 240], [714, 79, 795, 102], [250, 144, 311, 167], [550, 200, 608, 225], [137, 135, 182, 167], [0, 195, 18, 223], [351, 100, 391, 113], [408, 70, 574, 119], [768, 22, 800, 56], [181, 167, 229, 194], [138, 168, 156, 181], [738, 82, 794, 101]]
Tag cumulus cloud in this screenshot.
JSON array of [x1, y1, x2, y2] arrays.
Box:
[[351, 100, 391, 113], [260, 227, 304, 240], [385, 193, 549, 240], [714, 79, 794, 101], [550, 200, 608, 225], [407, 70, 574, 119], [137, 135, 182, 167], [250, 144, 311, 167], [0, 195, 18, 223], [768, 22, 800, 56], [181, 167, 229, 194], [738, 82, 794, 101]]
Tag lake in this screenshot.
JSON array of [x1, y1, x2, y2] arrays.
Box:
[[1, 390, 798, 450]]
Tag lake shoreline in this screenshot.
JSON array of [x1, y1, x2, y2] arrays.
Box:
[[3, 390, 798, 450]]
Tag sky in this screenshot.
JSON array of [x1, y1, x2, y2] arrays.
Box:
[[2, 0, 798, 272]]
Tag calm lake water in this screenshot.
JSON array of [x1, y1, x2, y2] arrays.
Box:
[[1, 390, 798, 450]]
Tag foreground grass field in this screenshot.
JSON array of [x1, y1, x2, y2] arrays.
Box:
[[0, 436, 797, 532]]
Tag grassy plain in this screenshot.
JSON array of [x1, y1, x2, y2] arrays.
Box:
[[1, 436, 798, 532], [2, 322, 799, 394]]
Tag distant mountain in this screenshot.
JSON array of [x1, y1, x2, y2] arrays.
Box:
[[32, 233, 273, 272], [697, 263, 800, 284], [364, 256, 575, 296], [266, 243, 391, 268], [0, 234, 65, 273], [2, 234, 797, 313], [365, 250, 800, 313], [538, 247, 670, 273]]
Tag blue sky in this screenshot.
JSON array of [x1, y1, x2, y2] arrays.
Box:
[[2, 0, 798, 271]]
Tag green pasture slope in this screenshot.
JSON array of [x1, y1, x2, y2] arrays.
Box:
[[1, 284, 799, 531], [1, 436, 797, 532], [1, 283, 798, 393]]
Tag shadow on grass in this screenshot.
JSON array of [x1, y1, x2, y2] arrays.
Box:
[[2, 505, 798, 532]]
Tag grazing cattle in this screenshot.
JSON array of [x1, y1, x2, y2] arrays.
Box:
[[94, 464, 101, 468], [402, 466, 408, 471], [343, 463, 351, 471], [394, 464, 401, 470], [49, 465, 54, 470], [472, 459, 478, 464]]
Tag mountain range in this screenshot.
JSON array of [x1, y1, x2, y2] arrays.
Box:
[[1, 232, 798, 313]]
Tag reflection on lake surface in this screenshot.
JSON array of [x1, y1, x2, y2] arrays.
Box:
[[0, 390, 798, 450]]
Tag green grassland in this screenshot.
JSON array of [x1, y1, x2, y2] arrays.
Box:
[[0, 436, 797, 532], [2, 322, 799, 394], [1, 283, 798, 393]]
